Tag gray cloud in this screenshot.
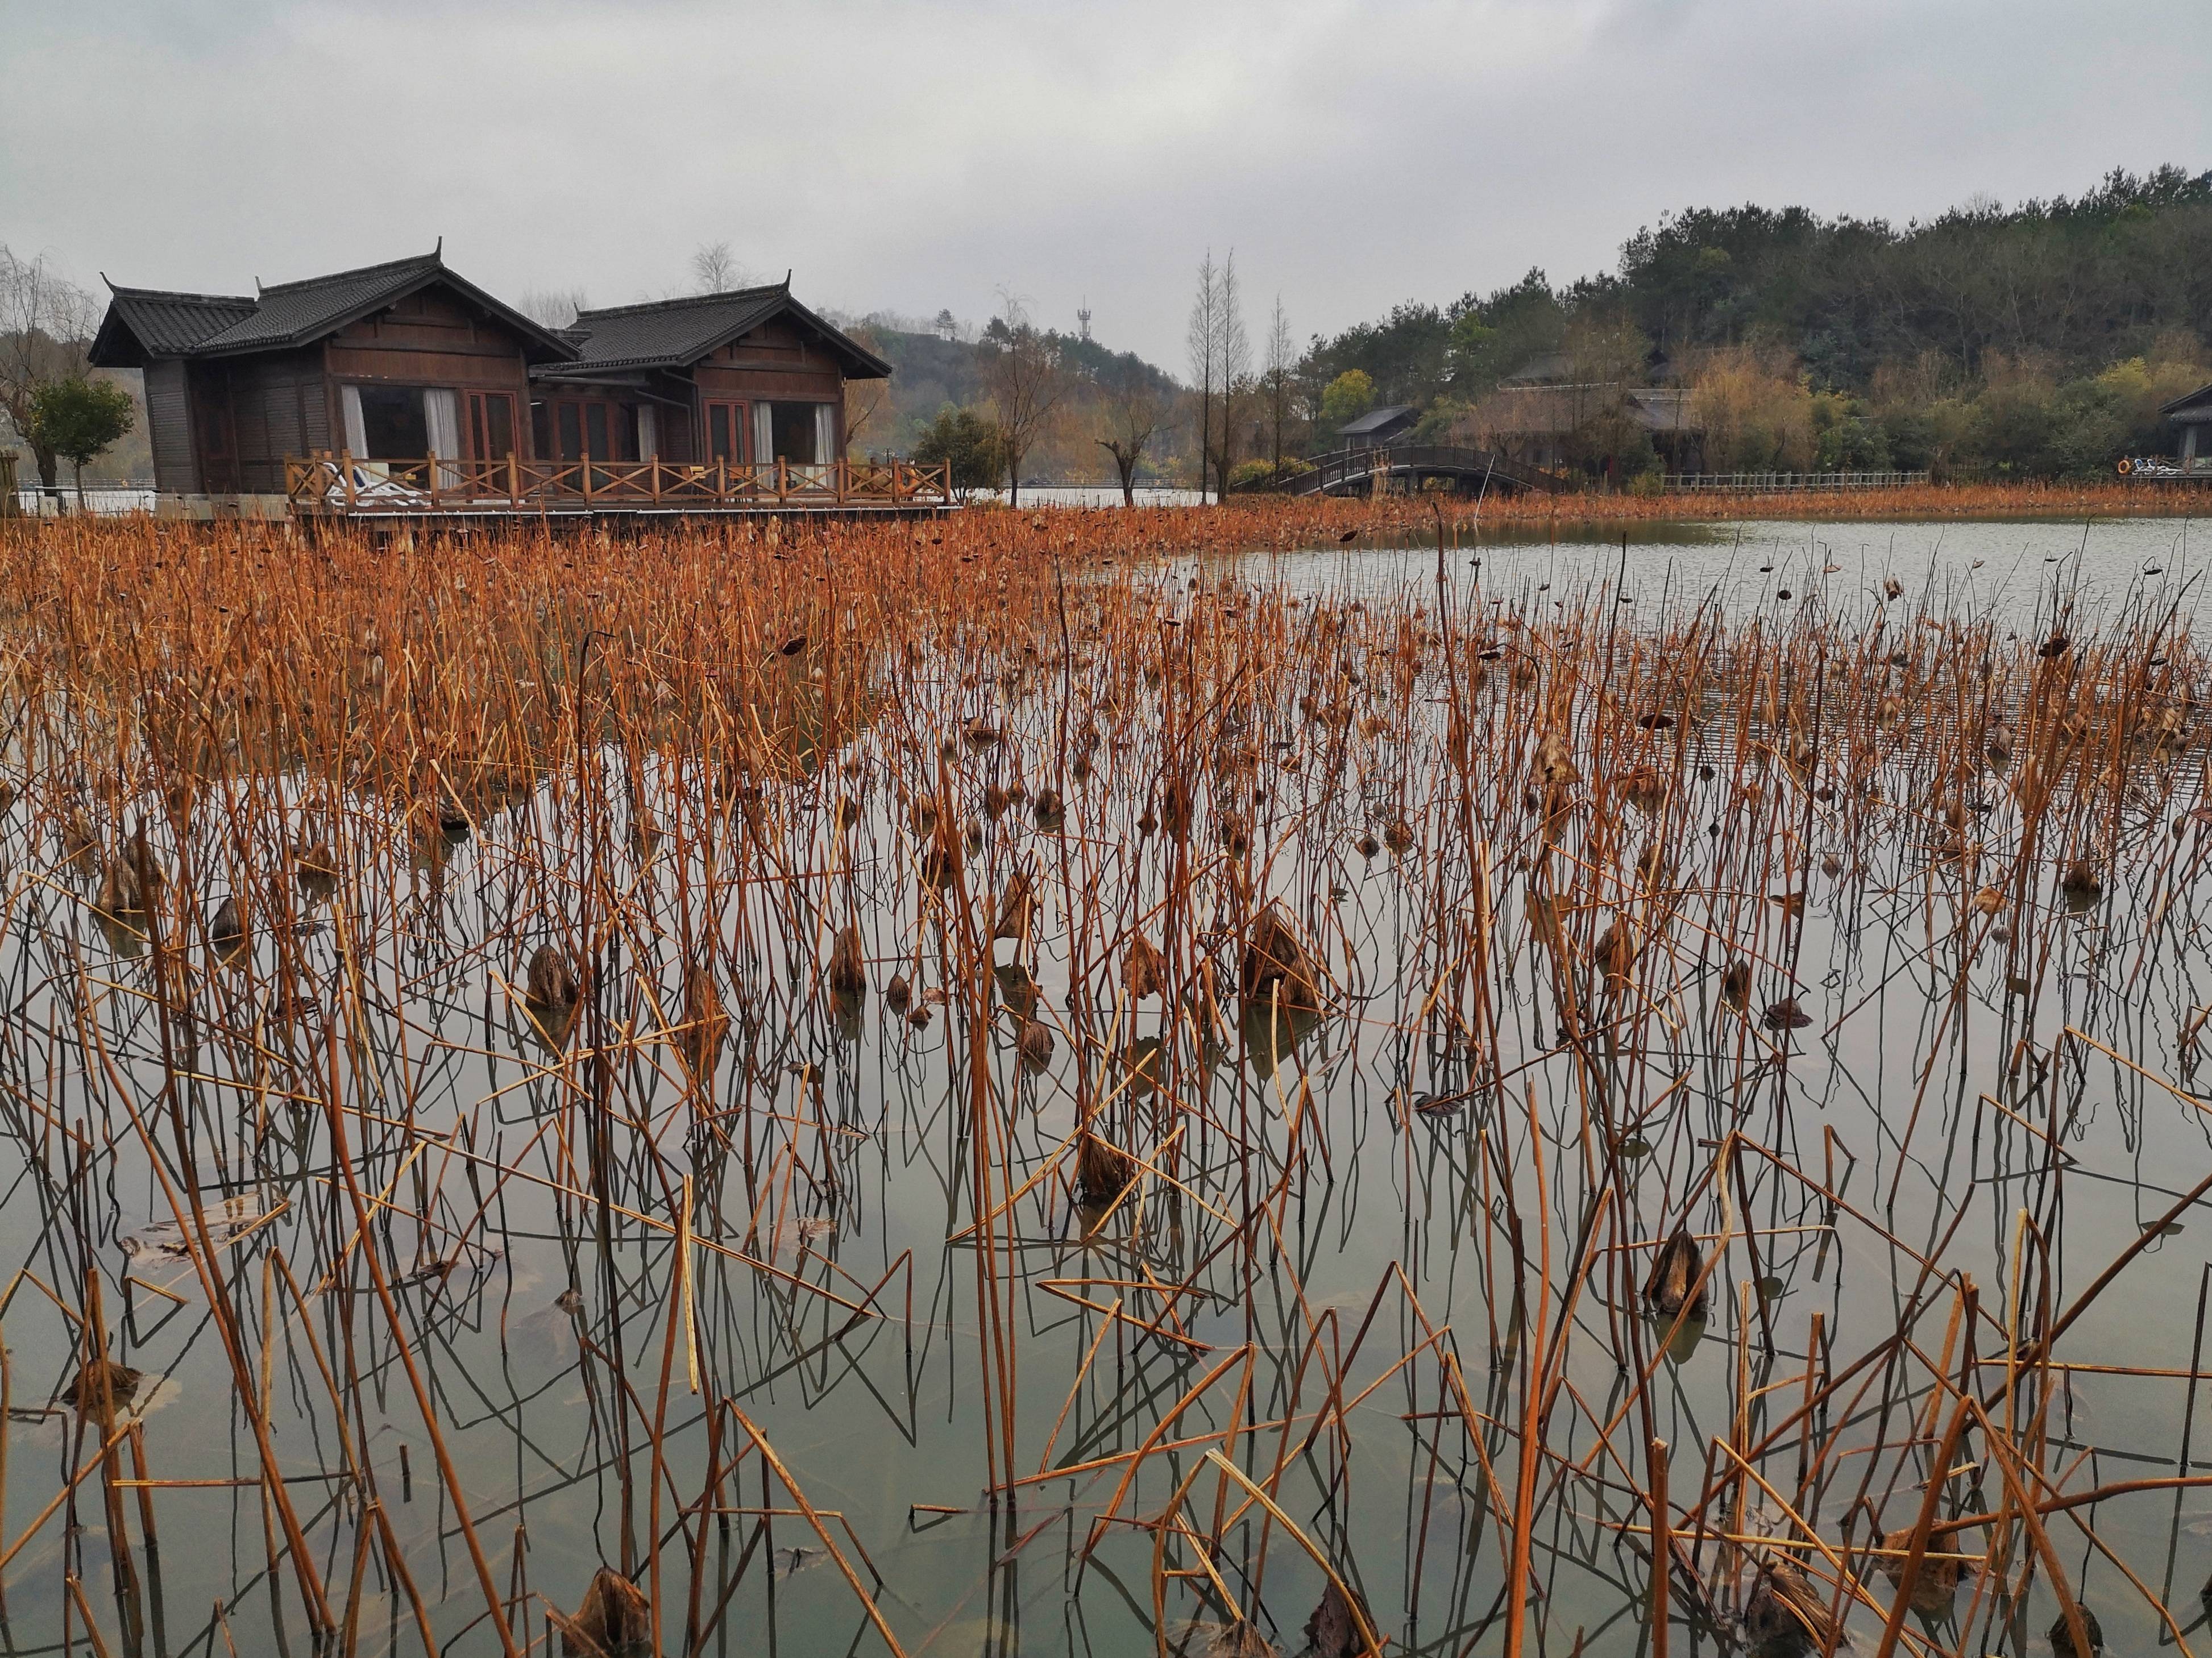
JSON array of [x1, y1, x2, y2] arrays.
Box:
[[5, 0, 2206, 369]]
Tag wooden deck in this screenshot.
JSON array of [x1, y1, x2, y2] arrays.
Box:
[[285, 454, 954, 518]]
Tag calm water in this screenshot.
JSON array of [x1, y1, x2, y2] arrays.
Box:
[[2, 513, 2207, 1657]]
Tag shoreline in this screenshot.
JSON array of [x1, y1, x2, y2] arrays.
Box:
[[1195, 479, 2210, 527]]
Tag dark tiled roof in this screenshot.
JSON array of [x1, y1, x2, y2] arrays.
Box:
[[2163, 381, 2212, 417], [543, 285, 892, 379], [194, 252, 445, 352], [90, 288, 257, 364], [90, 252, 577, 364], [1337, 404, 1417, 436]]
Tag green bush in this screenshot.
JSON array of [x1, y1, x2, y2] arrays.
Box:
[[911, 405, 1005, 495]]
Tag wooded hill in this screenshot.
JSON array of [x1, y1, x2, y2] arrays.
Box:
[[842, 319, 1192, 483], [1300, 165, 2212, 480]]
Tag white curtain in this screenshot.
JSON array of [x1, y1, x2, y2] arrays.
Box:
[[813, 402, 837, 474], [340, 385, 368, 457], [637, 405, 658, 460], [422, 388, 462, 488], [752, 402, 774, 477]]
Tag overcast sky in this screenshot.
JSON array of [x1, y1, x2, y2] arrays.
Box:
[[5, 0, 2207, 369]]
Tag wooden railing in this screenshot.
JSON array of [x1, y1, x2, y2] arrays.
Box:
[[285, 453, 954, 515], [1660, 469, 1930, 493]]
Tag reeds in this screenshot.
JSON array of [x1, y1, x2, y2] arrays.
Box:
[[0, 499, 2201, 1655]]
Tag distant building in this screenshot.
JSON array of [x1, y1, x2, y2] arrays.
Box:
[[1336, 405, 1419, 450], [1460, 383, 1700, 476], [2163, 381, 2212, 473]]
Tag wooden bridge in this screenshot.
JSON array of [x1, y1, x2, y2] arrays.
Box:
[[1253, 445, 1568, 498]]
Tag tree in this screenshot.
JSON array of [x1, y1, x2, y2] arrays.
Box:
[[691, 241, 744, 294], [27, 376, 135, 509], [1319, 369, 1376, 431], [1094, 363, 1163, 506], [1688, 347, 1814, 472], [1186, 252, 1219, 499], [517, 288, 589, 328], [912, 406, 1005, 500], [1264, 296, 1296, 467], [1210, 255, 1251, 498], [982, 294, 1061, 507], [0, 246, 98, 498]]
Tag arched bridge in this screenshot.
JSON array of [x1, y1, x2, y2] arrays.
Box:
[[1256, 445, 1569, 498]]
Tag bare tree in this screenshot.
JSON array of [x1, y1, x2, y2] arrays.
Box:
[[1186, 251, 1219, 499], [517, 287, 590, 329], [691, 241, 745, 294], [983, 293, 1061, 508], [1265, 296, 1294, 469], [1094, 365, 1163, 506], [0, 246, 98, 497], [1212, 254, 1250, 496], [839, 323, 890, 456]]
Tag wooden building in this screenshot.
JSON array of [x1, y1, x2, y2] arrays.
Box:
[[534, 282, 891, 469], [1336, 405, 1418, 451], [87, 251, 925, 514], [88, 250, 575, 495], [2163, 381, 2212, 473]]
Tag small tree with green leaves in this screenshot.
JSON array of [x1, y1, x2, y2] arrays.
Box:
[[1319, 369, 1376, 434], [912, 405, 1005, 501], [26, 377, 135, 510]]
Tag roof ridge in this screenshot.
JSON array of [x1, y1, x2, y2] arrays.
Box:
[[575, 284, 785, 322], [106, 284, 258, 306], [258, 250, 442, 296]]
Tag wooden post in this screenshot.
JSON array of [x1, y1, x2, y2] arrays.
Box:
[[426, 448, 439, 508], [778, 456, 788, 502], [582, 448, 593, 507], [717, 455, 727, 503], [341, 450, 355, 514], [508, 449, 519, 508]]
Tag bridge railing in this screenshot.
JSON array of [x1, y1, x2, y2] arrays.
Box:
[[1252, 446, 1568, 497]]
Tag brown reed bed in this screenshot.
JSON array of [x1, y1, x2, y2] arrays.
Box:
[[0, 504, 2203, 1655]]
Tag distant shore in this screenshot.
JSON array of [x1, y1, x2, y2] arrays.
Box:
[[1168, 479, 2210, 529]]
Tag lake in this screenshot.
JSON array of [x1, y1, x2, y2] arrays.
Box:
[[0, 508, 2204, 1657]]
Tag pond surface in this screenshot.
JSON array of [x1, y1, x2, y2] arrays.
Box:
[[1, 512, 2208, 1657]]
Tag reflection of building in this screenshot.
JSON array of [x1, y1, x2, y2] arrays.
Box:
[[89, 250, 890, 499], [1335, 405, 1418, 450], [2163, 382, 2212, 473]]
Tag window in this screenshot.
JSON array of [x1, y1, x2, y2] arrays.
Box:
[[705, 401, 747, 464], [468, 392, 516, 462], [769, 401, 817, 464], [547, 398, 638, 463], [356, 385, 429, 460]]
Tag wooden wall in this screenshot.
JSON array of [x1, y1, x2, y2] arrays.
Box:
[[142, 360, 198, 494], [690, 320, 845, 403], [189, 348, 330, 493], [323, 289, 536, 397]]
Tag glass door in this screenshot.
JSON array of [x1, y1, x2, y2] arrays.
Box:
[[705, 401, 748, 471], [467, 392, 516, 468]]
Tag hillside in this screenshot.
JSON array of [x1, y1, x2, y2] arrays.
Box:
[[844, 320, 1193, 483], [1300, 165, 2212, 481]]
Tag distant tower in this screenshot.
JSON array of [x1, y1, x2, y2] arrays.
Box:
[[1077, 300, 1092, 343]]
